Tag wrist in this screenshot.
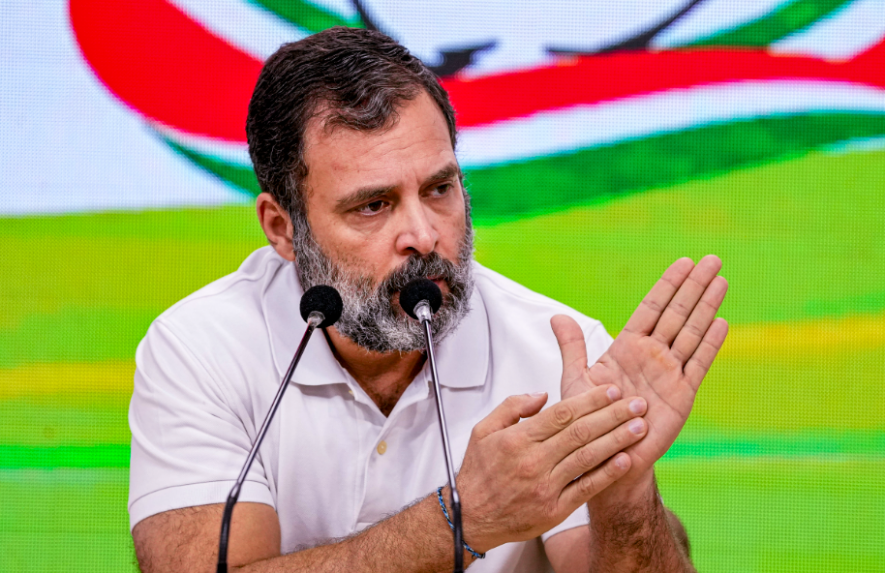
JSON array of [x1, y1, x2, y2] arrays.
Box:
[[436, 487, 486, 560], [585, 472, 694, 573], [588, 467, 658, 512], [437, 485, 491, 557]]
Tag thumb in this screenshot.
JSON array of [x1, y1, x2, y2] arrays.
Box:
[[471, 392, 548, 440], [551, 315, 589, 399]]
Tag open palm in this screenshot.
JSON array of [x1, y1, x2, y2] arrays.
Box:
[[555, 255, 729, 488]]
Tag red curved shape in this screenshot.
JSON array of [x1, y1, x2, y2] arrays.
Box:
[[442, 42, 885, 128], [70, 0, 262, 142], [855, 34, 885, 64], [70, 0, 885, 141]]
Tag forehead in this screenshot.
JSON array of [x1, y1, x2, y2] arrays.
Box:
[[301, 92, 456, 199]]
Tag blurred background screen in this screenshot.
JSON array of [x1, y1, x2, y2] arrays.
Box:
[[1, 0, 884, 571]]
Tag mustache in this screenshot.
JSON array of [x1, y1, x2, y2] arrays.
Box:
[[376, 252, 464, 302]]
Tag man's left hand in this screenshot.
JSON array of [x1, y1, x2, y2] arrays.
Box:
[[553, 255, 729, 496]]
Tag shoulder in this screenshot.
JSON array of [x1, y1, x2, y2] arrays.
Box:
[[156, 247, 281, 324], [148, 247, 281, 340], [472, 261, 609, 341], [135, 247, 285, 381]]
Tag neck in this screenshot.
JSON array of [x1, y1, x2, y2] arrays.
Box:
[[325, 327, 426, 417]]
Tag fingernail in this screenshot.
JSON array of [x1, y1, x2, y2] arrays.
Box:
[[528, 391, 547, 397], [615, 454, 629, 469], [629, 419, 645, 435], [606, 386, 621, 401], [629, 399, 646, 415]]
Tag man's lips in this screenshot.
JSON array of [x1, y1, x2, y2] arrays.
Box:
[[428, 276, 449, 293]]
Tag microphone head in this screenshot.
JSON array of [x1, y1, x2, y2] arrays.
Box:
[[300, 285, 343, 328], [399, 278, 443, 320]]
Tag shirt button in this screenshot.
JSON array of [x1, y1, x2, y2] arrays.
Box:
[[376, 441, 388, 455]]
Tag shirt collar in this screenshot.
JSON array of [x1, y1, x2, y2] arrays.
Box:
[[263, 253, 489, 389]]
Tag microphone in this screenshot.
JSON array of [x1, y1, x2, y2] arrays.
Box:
[[217, 285, 343, 573], [399, 279, 465, 573], [400, 278, 443, 322]]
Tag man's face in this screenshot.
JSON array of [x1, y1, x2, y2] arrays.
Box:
[[295, 91, 474, 352]]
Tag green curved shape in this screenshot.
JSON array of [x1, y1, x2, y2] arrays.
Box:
[[464, 112, 885, 222], [165, 112, 885, 222], [683, 0, 856, 47], [248, 0, 363, 33], [164, 137, 263, 197]]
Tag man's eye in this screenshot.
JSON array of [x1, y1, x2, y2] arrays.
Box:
[[359, 200, 386, 214], [433, 183, 452, 196]]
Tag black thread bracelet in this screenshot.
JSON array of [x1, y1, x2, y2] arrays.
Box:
[[436, 487, 485, 560]]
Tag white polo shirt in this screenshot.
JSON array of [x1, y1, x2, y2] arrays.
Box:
[[129, 246, 613, 572]]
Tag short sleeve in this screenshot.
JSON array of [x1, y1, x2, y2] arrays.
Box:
[[128, 321, 273, 530]]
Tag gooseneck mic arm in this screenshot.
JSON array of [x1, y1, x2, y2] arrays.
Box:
[[216, 285, 343, 573], [400, 279, 465, 573], [419, 301, 465, 573]]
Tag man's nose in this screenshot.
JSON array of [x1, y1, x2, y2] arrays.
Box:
[[395, 199, 439, 256]]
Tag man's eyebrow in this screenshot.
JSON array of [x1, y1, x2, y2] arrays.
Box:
[[424, 163, 462, 185], [335, 185, 396, 211]]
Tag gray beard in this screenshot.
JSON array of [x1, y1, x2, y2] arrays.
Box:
[[291, 213, 475, 354]]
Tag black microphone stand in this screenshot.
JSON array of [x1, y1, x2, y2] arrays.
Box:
[[414, 300, 465, 573], [216, 310, 324, 573]]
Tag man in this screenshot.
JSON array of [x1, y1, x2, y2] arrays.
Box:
[[129, 27, 728, 572]]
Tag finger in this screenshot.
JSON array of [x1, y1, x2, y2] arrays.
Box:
[[523, 385, 621, 442], [471, 393, 549, 441], [558, 452, 632, 511], [622, 258, 695, 336], [683, 317, 729, 391], [544, 396, 646, 461], [651, 255, 723, 346], [551, 314, 589, 387], [551, 416, 647, 489], [670, 276, 729, 364]]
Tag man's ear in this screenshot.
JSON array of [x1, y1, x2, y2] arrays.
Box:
[[256, 192, 296, 262]]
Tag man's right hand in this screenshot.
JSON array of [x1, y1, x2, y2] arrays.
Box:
[[455, 384, 648, 553]]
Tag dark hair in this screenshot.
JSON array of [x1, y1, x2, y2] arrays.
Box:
[[246, 27, 458, 219]]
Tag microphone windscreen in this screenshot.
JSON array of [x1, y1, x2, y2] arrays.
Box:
[[399, 278, 443, 320], [300, 285, 343, 328]]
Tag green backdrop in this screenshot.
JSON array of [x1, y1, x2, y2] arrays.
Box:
[[2, 0, 884, 570]]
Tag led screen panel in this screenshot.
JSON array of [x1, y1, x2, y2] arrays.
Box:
[[1, 1, 884, 571]]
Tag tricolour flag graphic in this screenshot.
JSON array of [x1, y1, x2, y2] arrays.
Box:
[[69, 0, 885, 222]]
